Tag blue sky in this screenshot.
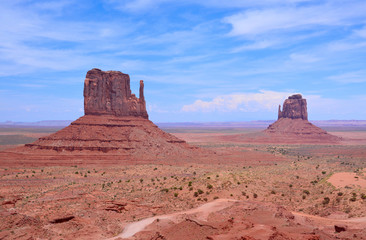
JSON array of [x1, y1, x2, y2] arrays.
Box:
[[1, 0, 366, 122]]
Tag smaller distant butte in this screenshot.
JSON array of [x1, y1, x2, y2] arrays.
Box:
[[264, 94, 341, 143], [220, 94, 341, 144]]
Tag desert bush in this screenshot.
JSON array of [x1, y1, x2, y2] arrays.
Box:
[[337, 192, 343, 196], [207, 184, 213, 189], [197, 189, 204, 194], [303, 190, 310, 195], [253, 193, 258, 198], [174, 193, 178, 197], [322, 197, 330, 205]]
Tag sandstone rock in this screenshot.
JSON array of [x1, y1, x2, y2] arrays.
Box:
[[14, 68, 199, 162], [84, 68, 148, 119], [262, 94, 341, 143], [334, 224, 347, 233], [278, 94, 308, 120], [49, 216, 75, 224]]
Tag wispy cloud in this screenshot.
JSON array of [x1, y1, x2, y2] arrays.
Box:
[[223, 2, 366, 37], [182, 90, 292, 112], [289, 53, 320, 63], [328, 71, 366, 84], [231, 40, 278, 53]]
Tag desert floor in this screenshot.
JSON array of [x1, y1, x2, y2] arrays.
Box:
[[0, 126, 365, 239]]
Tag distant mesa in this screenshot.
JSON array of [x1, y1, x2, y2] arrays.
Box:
[[5, 68, 198, 163], [264, 94, 341, 143]]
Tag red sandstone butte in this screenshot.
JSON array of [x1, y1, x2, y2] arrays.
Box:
[[264, 94, 341, 143], [1, 69, 199, 164]]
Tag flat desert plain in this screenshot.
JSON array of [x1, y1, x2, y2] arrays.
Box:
[[0, 124, 366, 239]]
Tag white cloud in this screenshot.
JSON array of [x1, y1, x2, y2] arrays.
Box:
[[231, 40, 277, 52], [105, 0, 168, 12], [107, 0, 317, 12], [223, 2, 366, 36], [182, 90, 292, 112], [328, 71, 366, 84], [354, 26, 366, 38]]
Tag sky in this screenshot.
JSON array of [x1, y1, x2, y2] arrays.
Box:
[[0, 0, 366, 122]]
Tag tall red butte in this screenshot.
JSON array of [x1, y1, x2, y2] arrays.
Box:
[[2, 69, 197, 164]]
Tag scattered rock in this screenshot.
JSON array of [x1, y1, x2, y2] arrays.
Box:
[[49, 216, 75, 224], [334, 224, 347, 233], [104, 202, 127, 213]]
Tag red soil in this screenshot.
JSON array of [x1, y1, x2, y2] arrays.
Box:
[[109, 199, 366, 240]]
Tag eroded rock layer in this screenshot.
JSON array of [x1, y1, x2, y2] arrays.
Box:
[[264, 118, 340, 142], [22, 115, 195, 160]]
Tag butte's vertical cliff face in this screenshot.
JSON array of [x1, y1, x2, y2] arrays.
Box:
[[278, 94, 307, 120], [84, 68, 148, 119]]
